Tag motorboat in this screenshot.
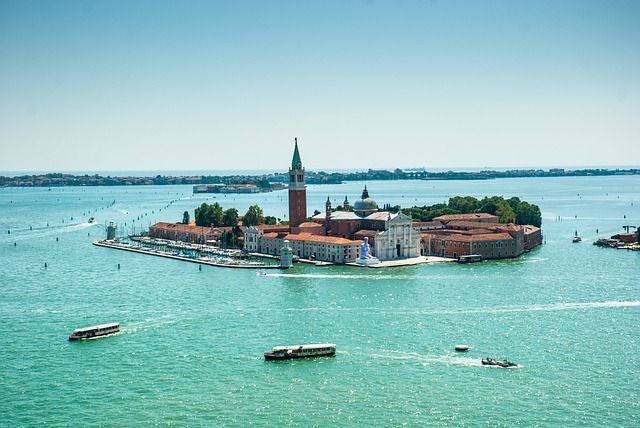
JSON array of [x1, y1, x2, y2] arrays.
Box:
[[481, 357, 517, 368], [572, 236, 582, 243], [455, 344, 470, 352], [88, 217, 96, 223]]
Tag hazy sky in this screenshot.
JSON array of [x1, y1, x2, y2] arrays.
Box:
[[1, 0, 638, 172]]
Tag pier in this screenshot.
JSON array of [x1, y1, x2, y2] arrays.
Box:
[[93, 240, 282, 269]]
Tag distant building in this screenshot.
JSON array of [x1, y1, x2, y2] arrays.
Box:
[[193, 184, 260, 194]]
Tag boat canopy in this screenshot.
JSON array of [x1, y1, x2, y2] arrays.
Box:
[[272, 343, 336, 352], [71, 322, 120, 334]]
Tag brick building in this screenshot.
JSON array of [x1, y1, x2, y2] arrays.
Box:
[[148, 222, 227, 244]]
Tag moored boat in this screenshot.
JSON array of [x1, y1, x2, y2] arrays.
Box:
[[264, 343, 336, 360], [69, 322, 120, 341], [455, 344, 470, 352], [481, 357, 517, 368]]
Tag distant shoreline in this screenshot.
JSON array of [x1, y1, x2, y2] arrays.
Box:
[[1, 167, 639, 188]]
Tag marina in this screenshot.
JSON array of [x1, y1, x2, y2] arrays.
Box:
[[92, 239, 281, 269]]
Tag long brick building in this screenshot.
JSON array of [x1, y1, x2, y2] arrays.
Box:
[[418, 214, 542, 259]]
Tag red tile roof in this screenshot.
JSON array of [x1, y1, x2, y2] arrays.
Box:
[[285, 233, 358, 245], [298, 222, 323, 228], [353, 229, 379, 238], [422, 231, 514, 242], [150, 222, 224, 235], [433, 213, 499, 222]]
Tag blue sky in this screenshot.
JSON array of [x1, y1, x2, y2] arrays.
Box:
[[1, 0, 638, 172]]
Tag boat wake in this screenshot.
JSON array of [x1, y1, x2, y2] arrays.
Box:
[[522, 257, 548, 264], [281, 301, 640, 315], [1, 221, 96, 242], [120, 316, 180, 334], [449, 300, 640, 315], [262, 273, 413, 280], [370, 350, 485, 367]]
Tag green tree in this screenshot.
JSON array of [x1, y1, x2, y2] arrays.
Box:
[[222, 208, 239, 227], [243, 204, 264, 227], [477, 197, 499, 215], [506, 196, 521, 212], [194, 202, 224, 227], [516, 202, 542, 227], [495, 201, 516, 223], [264, 216, 277, 225], [182, 211, 190, 224], [448, 196, 478, 213], [194, 203, 208, 226], [210, 202, 224, 226]]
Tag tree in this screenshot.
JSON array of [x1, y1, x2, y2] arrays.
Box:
[[516, 202, 542, 227], [223, 208, 239, 227], [448, 196, 478, 213], [264, 216, 277, 225], [243, 204, 264, 227], [495, 201, 516, 224], [477, 197, 499, 215], [194, 202, 224, 227], [182, 211, 190, 224], [194, 203, 208, 226]]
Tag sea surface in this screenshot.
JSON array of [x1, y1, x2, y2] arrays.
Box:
[[1, 176, 639, 427]]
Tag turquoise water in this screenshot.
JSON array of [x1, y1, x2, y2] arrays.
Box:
[[1, 177, 639, 426]]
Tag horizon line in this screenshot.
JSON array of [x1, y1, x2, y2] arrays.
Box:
[[2, 164, 640, 176]]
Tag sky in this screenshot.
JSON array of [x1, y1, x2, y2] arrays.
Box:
[[0, 0, 639, 173]]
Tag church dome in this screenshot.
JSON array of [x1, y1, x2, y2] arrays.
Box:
[[353, 186, 378, 215]]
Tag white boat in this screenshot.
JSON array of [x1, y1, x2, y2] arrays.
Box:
[[264, 343, 336, 360], [69, 322, 120, 341]]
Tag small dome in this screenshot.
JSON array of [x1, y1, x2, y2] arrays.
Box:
[[353, 186, 378, 214]]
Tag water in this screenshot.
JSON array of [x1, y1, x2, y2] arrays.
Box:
[[1, 177, 639, 426]]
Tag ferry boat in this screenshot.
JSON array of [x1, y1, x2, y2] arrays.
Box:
[[68, 322, 120, 341], [264, 343, 336, 360]]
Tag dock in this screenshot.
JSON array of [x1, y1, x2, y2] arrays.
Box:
[[93, 240, 282, 269]]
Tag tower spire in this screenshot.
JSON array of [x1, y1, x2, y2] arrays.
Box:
[[288, 137, 307, 229], [292, 137, 302, 166]]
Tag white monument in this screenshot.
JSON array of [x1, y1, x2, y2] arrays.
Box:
[[356, 237, 380, 266], [280, 240, 293, 268]]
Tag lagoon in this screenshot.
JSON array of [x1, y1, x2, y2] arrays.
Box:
[[1, 176, 639, 426]]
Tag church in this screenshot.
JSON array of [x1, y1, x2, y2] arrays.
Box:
[[244, 139, 421, 263]]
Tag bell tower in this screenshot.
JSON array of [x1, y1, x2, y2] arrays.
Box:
[[288, 137, 307, 229]]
